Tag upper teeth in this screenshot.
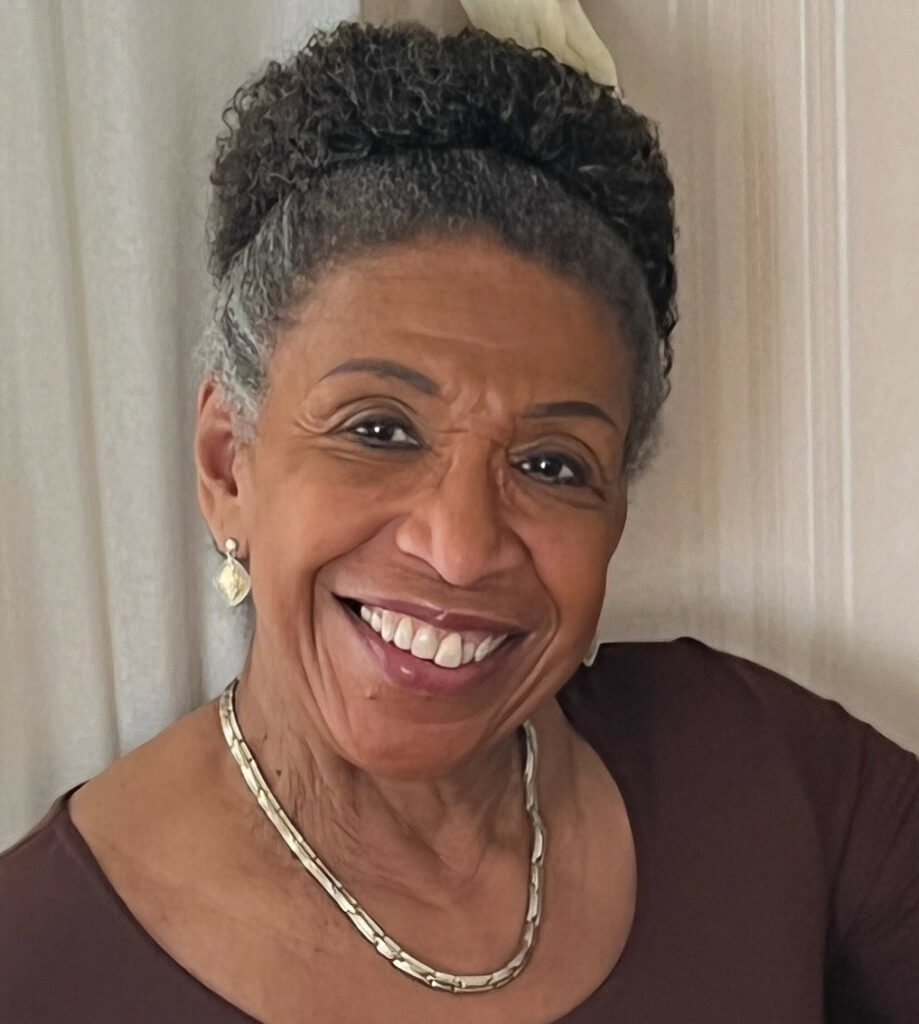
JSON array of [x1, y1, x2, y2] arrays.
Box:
[[359, 604, 507, 668]]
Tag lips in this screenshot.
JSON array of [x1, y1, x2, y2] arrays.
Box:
[[337, 595, 523, 693]]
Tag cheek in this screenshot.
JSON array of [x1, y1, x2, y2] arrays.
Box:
[[521, 510, 621, 636], [242, 452, 409, 597]]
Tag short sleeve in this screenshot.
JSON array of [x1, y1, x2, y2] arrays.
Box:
[[824, 721, 919, 1022]]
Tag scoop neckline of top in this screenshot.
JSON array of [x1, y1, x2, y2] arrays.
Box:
[[59, 670, 647, 1023]]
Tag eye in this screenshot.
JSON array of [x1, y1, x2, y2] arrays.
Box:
[[512, 451, 589, 487], [347, 415, 421, 449]]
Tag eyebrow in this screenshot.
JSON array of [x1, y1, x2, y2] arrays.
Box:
[[319, 359, 619, 431], [523, 401, 620, 432], [319, 359, 439, 395]]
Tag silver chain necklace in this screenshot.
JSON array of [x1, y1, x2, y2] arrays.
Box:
[[218, 677, 546, 993]]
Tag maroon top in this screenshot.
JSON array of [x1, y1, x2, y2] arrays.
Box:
[[2, 639, 918, 1022]]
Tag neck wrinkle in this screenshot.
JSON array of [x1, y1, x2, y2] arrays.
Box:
[[231, 662, 534, 898]]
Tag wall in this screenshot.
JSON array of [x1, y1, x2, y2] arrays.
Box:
[[585, 0, 919, 751]]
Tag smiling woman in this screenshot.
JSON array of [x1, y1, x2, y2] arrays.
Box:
[[1, 17, 918, 1024]]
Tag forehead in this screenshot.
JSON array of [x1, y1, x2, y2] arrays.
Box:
[[276, 233, 631, 406]]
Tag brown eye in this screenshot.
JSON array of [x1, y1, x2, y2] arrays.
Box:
[[512, 452, 589, 487], [348, 416, 420, 449]]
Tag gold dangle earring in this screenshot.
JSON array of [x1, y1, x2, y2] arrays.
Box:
[[583, 635, 600, 667], [214, 538, 251, 606]]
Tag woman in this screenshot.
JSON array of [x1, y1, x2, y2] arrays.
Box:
[[1, 20, 917, 1024]]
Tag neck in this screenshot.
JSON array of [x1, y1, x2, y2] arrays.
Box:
[[229, 646, 561, 898]]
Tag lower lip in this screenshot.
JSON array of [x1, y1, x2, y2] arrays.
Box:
[[341, 602, 514, 696]]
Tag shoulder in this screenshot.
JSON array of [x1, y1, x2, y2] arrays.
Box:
[[0, 788, 88, 926], [0, 789, 117, 1011], [0, 705, 252, 1022], [569, 634, 844, 718], [560, 637, 918, 889], [562, 636, 916, 772], [0, 703, 223, 1010], [563, 639, 919, 1006]]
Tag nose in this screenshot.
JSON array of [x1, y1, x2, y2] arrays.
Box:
[[394, 441, 525, 588]]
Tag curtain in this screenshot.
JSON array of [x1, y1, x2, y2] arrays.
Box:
[[1, 0, 358, 847]]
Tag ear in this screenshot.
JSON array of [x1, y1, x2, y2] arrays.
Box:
[[194, 379, 250, 555]]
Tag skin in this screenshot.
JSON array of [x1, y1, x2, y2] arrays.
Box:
[[70, 230, 638, 1023]]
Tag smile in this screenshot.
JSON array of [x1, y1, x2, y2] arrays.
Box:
[[357, 603, 508, 669]]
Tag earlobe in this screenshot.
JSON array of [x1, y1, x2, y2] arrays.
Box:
[[194, 379, 246, 542]]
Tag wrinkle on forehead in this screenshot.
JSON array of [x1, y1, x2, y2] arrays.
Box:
[[299, 234, 618, 343], [276, 233, 632, 433]]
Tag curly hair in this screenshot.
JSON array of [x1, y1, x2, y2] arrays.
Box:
[[202, 20, 677, 472]]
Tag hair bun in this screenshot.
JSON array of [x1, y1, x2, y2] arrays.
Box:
[[208, 21, 675, 347]]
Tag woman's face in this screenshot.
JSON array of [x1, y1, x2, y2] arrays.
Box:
[[199, 232, 633, 778]]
